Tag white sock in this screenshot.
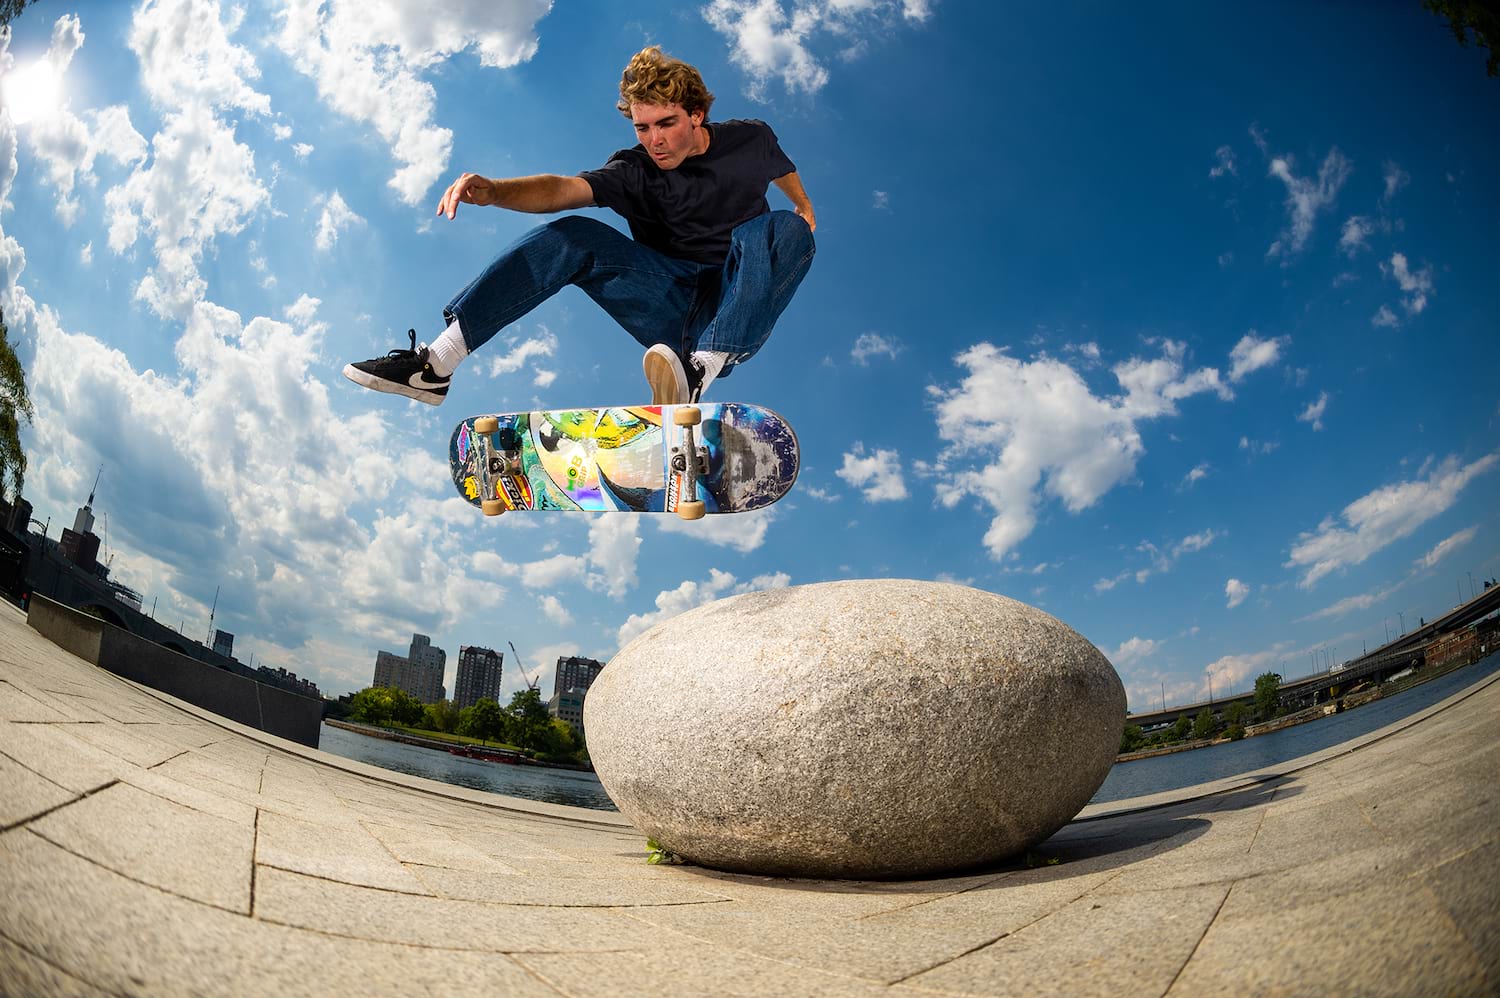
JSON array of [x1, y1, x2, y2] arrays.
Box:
[[691, 350, 730, 386], [426, 319, 469, 377]]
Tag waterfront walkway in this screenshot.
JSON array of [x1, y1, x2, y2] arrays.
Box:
[[1, 601, 1496, 996]]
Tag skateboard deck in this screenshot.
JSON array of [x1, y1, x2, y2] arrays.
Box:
[[449, 404, 798, 517]]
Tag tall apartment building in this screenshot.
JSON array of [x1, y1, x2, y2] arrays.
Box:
[[372, 633, 447, 703], [549, 656, 605, 730], [454, 645, 504, 710], [553, 656, 605, 696]]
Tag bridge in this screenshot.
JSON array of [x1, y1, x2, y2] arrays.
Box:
[[13, 525, 320, 700], [1126, 583, 1500, 730]]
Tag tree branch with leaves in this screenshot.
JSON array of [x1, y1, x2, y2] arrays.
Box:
[[0, 308, 34, 502], [1423, 0, 1500, 77]]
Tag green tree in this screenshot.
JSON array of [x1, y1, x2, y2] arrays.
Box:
[[0, 308, 35, 501], [1191, 707, 1217, 741], [458, 697, 507, 743], [1119, 724, 1145, 754], [419, 699, 460, 734], [538, 718, 580, 761], [1225, 724, 1247, 741], [1253, 671, 1283, 722], [505, 688, 555, 753], [1, 2, 43, 29], [347, 686, 423, 727], [1225, 701, 1247, 727], [1169, 715, 1192, 742], [1423, 0, 1499, 76]]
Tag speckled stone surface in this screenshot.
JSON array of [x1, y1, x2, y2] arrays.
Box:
[[585, 579, 1127, 878]]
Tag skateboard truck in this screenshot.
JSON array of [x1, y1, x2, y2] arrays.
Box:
[[472, 416, 519, 517], [672, 406, 707, 520]]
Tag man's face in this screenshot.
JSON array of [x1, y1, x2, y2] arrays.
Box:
[[630, 102, 703, 170]]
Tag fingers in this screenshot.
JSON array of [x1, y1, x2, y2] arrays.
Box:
[[435, 174, 474, 219], [435, 178, 458, 218]]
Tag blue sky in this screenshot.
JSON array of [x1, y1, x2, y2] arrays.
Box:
[[2, 1, 1497, 710]]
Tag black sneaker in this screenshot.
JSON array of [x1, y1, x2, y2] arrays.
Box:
[[686, 351, 728, 402], [685, 353, 708, 402], [343, 329, 450, 406]]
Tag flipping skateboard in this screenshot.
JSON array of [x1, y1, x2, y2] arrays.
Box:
[[449, 403, 799, 520]]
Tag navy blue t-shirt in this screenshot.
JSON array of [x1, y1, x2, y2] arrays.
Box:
[[580, 119, 795, 266]]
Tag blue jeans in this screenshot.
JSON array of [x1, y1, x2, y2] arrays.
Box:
[[443, 210, 815, 379]]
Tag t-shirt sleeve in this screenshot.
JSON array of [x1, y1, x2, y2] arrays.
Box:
[[762, 123, 796, 180], [578, 153, 641, 212]]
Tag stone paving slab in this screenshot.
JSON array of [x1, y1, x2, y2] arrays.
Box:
[[1, 604, 1496, 996], [27, 780, 255, 913]]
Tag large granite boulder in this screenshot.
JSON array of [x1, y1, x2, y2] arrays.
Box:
[[584, 579, 1126, 879]]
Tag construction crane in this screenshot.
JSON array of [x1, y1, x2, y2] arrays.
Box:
[[507, 641, 539, 691]]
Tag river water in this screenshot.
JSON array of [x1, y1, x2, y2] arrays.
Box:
[[1091, 652, 1500, 803], [317, 724, 619, 810], [317, 654, 1498, 813]]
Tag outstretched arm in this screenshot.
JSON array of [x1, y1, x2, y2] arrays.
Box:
[[435, 173, 595, 219], [772, 172, 815, 233]]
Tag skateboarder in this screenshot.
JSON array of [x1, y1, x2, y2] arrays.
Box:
[[343, 45, 816, 407]]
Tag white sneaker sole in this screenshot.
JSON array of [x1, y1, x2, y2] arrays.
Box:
[[343, 363, 446, 406]]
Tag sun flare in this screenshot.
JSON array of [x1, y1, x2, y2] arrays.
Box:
[[3, 60, 61, 127]]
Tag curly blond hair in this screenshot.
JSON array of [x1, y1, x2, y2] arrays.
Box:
[[616, 45, 714, 120]]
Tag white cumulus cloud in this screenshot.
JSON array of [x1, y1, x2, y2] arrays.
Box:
[[1382, 252, 1434, 316], [656, 506, 776, 552], [104, 104, 269, 320], [851, 331, 901, 365], [616, 568, 790, 649], [314, 191, 366, 251], [485, 328, 559, 379], [1285, 453, 1499, 588], [1266, 147, 1350, 259], [1297, 391, 1328, 431], [1225, 578, 1250, 609], [1209, 144, 1236, 179], [276, 0, 551, 204], [836, 442, 908, 502], [130, 0, 271, 115], [927, 340, 1236, 561], [1110, 636, 1160, 668], [702, 0, 931, 100], [1227, 331, 1287, 383]]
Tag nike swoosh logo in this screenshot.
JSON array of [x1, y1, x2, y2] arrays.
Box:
[[408, 371, 449, 390]]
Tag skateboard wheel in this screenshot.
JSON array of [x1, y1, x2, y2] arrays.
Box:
[[480, 499, 507, 517], [673, 406, 701, 427], [676, 499, 706, 521], [474, 416, 500, 435]]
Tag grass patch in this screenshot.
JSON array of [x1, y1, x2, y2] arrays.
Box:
[[363, 722, 526, 754]]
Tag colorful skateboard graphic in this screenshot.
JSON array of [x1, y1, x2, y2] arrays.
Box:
[[449, 404, 799, 519]]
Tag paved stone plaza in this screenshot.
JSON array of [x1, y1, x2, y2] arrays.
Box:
[[1, 600, 1496, 996]]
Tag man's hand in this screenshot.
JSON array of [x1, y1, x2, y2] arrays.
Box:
[[436, 173, 500, 219], [773, 172, 815, 234], [435, 173, 594, 218]]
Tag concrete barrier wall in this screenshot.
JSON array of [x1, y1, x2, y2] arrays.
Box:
[[27, 595, 321, 747], [26, 594, 106, 665]]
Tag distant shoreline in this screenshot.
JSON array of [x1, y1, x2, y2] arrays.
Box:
[[1115, 651, 1493, 764], [324, 718, 594, 773]]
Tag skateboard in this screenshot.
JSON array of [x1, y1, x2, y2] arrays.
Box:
[[449, 403, 799, 520]]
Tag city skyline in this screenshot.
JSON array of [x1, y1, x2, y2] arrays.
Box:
[[2, 2, 1497, 710]]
